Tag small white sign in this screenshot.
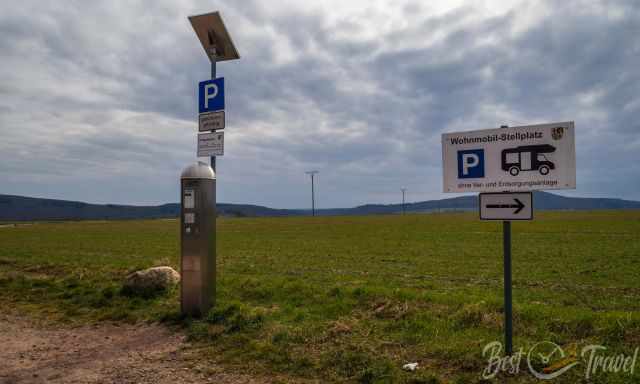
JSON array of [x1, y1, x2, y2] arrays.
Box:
[[479, 192, 533, 220], [442, 122, 576, 193], [184, 212, 196, 224], [183, 189, 195, 209], [199, 110, 225, 132], [197, 131, 224, 157]]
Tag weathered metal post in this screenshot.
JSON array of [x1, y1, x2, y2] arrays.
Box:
[[209, 47, 217, 172], [503, 219, 513, 355], [500, 124, 513, 355]]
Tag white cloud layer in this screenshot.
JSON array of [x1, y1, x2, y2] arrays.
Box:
[[1, 0, 639, 207]]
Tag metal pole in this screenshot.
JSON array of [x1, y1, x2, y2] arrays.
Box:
[[504, 221, 513, 355], [209, 48, 218, 306], [499, 124, 513, 355], [210, 48, 217, 171], [401, 188, 406, 215]]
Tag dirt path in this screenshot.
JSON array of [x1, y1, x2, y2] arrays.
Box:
[[0, 314, 268, 384]]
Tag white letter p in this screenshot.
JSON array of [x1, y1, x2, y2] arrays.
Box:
[[204, 84, 218, 109], [462, 153, 480, 175]]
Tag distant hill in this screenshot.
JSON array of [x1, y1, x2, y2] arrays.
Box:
[[315, 191, 640, 216], [0, 191, 638, 221], [0, 195, 300, 221]]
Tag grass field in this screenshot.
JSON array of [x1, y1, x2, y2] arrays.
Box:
[[1, 211, 640, 383]]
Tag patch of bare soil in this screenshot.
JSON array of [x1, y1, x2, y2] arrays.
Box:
[[0, 314, 268, 384]]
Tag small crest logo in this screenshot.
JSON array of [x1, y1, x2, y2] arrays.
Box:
[[552, 126, 564, 140]]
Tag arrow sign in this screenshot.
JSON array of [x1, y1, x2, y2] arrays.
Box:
[[486, 198, 525, 214], [479, 192, 532, 220]]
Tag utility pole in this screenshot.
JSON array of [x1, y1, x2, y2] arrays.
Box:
[[305, 171, 319, 216], [401, 188, 407, 215]]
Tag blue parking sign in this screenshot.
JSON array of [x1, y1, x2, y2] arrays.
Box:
[[457, 149, 485, 178], [199, 78, 225, 113]]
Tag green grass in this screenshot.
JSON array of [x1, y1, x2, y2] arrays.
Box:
[[1, 211, 640, 383]]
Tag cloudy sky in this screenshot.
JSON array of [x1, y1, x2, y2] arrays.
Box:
[[1, 0, 639, 208]]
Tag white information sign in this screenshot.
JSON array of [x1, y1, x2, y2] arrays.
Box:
[[479, 192, 533, 220], [442, 122, 575, 193], [197, 131, 224, 157], [183, 189, 195, 209], [184, 212, 195, 224], [199, 110, 225, 132]]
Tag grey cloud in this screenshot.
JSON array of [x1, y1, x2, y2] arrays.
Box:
[[1, 0, 639, 208]]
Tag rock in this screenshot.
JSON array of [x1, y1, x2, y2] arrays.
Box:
[[122, 266, 180, 297], [402, 362, 419, 371]]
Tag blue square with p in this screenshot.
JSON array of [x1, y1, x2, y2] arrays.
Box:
[[457, 149, 485, 178], [199, 78, 225, 113]]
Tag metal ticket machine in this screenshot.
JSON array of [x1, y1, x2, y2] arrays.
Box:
[[180, 162, 216, 316]]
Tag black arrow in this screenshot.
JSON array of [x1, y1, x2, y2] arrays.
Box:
[[486, 198, 525, 214]]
